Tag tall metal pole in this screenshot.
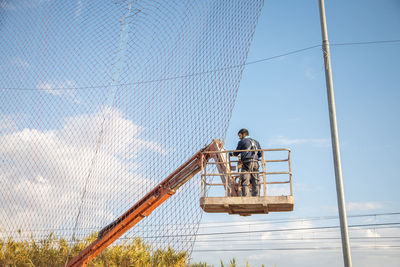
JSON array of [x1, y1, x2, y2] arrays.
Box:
[[318, 1, 353, 267]]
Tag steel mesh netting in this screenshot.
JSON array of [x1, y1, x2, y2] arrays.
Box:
[[0, 0, 264, 256]]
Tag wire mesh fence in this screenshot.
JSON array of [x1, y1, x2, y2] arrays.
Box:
[[0, 0, 264, 257]]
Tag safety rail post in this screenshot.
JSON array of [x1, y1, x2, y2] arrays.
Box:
[[228, 152, 232, 197], [225, 151, 230, 197], [288, 150, 293, 196], [225, 153, 228, 197], [201, 153, 204, 198], [204, 153, 207, 197], [262, 150, 267, 197], [230, 156, 239, 196]]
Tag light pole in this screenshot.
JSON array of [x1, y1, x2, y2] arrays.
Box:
[[318, 0, 353, 266]]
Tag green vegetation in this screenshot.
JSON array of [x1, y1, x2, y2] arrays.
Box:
[[0, 235, 264, 266], [0, 233, 186, 266]]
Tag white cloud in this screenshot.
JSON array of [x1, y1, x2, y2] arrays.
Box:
[[267, 184, 291, 196], [36, 79, 76, 96], [347, 201, 385, 212], [37, 82, 56, 94], [75, 0, 83, 18], [268, 135, 330, 147], [0, 114, 18, 134], [305, 67, 317, 80], [36, 78, 83, 103], [364, 229, 381, 238], [327, 201, 387, 214], [0, 107, 168, 239], [11, 57, 31, 68]]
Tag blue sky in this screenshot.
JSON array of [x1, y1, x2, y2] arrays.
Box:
[[192, 0, 400, 266]]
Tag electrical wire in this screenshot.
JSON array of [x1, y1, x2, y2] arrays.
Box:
[[192, 245, 400, 252], [6, 211, 399, 235], [193, 237, 400, 243], [1, 39, 399, 92], [131, 222, 400, 239], [331, 39, 400, 47], [195, 212, 400, 229]]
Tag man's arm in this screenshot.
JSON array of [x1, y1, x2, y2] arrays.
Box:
[[232, 140, 244, 156]]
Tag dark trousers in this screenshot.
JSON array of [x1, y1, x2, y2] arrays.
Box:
[[241, 161, 259, 196]]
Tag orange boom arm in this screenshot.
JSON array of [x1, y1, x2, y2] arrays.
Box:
[[67, 140, 221, 267]]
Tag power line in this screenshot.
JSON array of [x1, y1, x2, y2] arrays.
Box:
[[121, 239, 400, 246], [331, 39, 400, 47], [194, 222, 400, 238], [6, 211, 399, 235], [192, 245, 400, 252], [193, 237, 400, 243], [60, 234, 400, 245], [138, 222, 400, 239], [196, 212, 400, 229], [5, 211, 399, 245], [243, 45, 320, 65], [1, 39, 399, 92]]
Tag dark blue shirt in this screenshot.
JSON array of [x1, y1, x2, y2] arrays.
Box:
[[233, 137, 262, 161]]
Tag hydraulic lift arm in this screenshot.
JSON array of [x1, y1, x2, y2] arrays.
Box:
[[67, 140, 221, 267]]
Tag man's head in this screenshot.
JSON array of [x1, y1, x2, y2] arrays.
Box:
[[238, 128, 249, 140]]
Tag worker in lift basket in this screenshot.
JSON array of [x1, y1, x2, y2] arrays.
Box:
[[231, 128, 262, 197]]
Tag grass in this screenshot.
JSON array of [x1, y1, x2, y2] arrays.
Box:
[[0, 233, 266, 266]]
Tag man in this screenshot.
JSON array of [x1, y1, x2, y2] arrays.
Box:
[[231, 128, 262, 197]]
